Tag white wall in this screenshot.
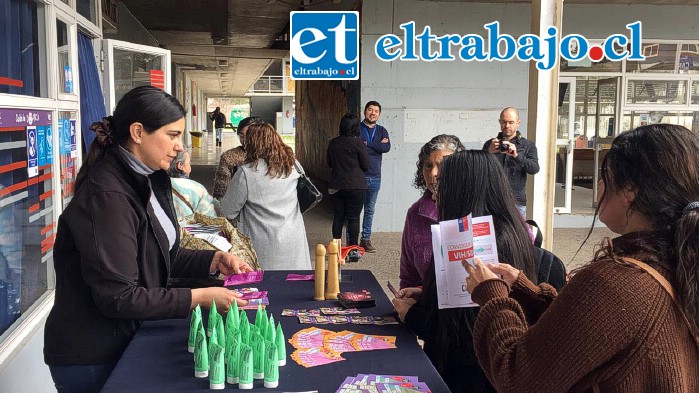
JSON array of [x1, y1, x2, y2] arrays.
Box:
[[0, 317, 55, 393], [362, 0, 699, 232]]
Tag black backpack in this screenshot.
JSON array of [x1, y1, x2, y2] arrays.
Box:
[[535, 247, 567, 291]]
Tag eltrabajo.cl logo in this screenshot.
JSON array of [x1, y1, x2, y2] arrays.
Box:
[[290, 11, 359, 80]]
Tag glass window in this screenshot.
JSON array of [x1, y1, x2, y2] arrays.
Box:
[[60, 0, 70, 5], [560, 41, 623, 73], [623, 111, 696, 131], [627, 43, 678, 73], [76, 0, 97, 24], [626, 79, 687, 105], [56, 19, 75, 95], [679, 43, 699, 74], [57, 112, 78, 208], [0, 0, 48, 97], [0, 108, 55, 337], [692, 80, 699, 105], [113, 49, 164, 107]]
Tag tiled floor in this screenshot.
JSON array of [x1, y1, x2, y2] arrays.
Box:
[[189, 130, 241, 166]]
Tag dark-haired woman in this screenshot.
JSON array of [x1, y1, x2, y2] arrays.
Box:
[[44, 86, 252, 392], [392, 150, 566, 393], [220, 123, 311, 270], [399, 134, 464, 289], [466, 124, 699, 392], [327, 114, 369, 250], [212, 116, 264, 199]]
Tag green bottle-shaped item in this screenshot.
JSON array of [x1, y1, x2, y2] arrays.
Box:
[[216, 317, 226, 360], [238, 344, 254, 390], [226, 337, 242, 384], [275, 322, 287, 366], [251, 333, 266, 380], [265, 314, 276, 343], [224, 327, 238, 365], [208, 325, 218, 365], [241, 320, 251, 346], [209, 342, 225, 390], [255, 305, 267, 332], [194, 328, 209, 378], [263, 341, 279, 388], [188, 306, 202, 353], [226, 301, 239, 336], [208, 299, 219, 337], [239, 309, 249, 329]]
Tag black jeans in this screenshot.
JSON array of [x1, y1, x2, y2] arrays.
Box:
[[331, 189, 366, 245], [49, 362, 117, 393]]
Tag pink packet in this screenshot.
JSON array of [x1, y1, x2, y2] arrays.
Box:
[[239, 290, 267, 300], [286, 273, 315, 281], [224, 270, 264, 286]]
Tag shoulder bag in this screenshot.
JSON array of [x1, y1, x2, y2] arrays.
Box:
[[294, 161, 323, 213]]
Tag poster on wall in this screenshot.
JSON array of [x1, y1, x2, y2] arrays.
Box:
[[27, 126, 39, 177], [69, 120, 77, 158], [63, 119, 71, 155]]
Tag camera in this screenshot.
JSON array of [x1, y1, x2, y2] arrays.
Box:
[[498, 138, 509, 152]]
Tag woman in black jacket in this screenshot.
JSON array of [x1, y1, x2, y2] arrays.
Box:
[[44, 86, 252, 393], [392, 150, 566, 393], [326, 114, 369, 252]]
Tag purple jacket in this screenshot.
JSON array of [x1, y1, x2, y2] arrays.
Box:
[[399, 191, 438, 289]]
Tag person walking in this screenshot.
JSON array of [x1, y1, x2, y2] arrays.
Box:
[[209, 106, 226, 147]]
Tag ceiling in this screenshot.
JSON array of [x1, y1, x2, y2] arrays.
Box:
[[119, 0, 357, 97], [118, 0, 699, 97]]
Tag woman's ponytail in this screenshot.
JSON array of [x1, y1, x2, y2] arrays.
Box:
[[675, 204, 699, 331]]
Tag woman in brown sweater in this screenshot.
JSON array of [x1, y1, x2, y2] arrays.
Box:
[[466, 124, 699, 392]]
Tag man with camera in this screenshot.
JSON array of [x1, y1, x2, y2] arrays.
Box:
[[483, 107, 540, 217]]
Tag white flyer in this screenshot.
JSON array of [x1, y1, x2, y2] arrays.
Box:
[[433, 215, 498, 309]]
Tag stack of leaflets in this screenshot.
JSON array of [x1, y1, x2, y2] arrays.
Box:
[[232, 287, 268, 310], [336, 374, 432, 393], [289, 328, 397, 368], [337, 290, 376, 309], [224, 270, 264, 286]]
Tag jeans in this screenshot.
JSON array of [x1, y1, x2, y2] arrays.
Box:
[[517, 204, 527, 218], [331, 189, 366, 245], [49, 363, 116, 393], [215, 127, 223, 141], [361, 177, 381, 240]]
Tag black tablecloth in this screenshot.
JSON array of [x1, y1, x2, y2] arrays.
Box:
[[102, 270, 450, 392]]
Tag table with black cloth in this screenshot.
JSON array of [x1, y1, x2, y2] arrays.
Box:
[[102, 270, 450, 392]]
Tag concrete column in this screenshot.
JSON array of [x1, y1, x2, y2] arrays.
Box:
[[526, 0, 563, 249]]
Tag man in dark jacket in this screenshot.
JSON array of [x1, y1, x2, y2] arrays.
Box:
[[209, 107, 226, 147], [358, 100, 391, 253], [483, 107, 539, 216]]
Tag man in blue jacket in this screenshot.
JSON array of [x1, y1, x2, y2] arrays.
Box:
[[358, 101, 391, 252]]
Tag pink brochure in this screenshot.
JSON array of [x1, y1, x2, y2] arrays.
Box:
[[224, 270, 264, 286], [286, 273, 315, 281]]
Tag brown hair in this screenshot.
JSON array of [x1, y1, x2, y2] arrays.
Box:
[[245, 123, 295, 178]]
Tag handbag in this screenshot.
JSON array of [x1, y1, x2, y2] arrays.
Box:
[[294, 161, 323, 213]]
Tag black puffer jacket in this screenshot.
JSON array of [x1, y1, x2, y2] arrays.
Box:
[[44, 148, 216, 366]]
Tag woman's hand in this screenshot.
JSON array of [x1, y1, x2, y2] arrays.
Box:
[[488, 263, 521, 286], [392, 298, 416, 322], [396, 287, 423, 301], [463, 258, 499, 294], [211, 251, 253, 275], [191, 287, 248, 311]]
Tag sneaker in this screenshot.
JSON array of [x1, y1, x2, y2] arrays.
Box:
[[347, 250, 361, 263], [360, 239, 376, 253]]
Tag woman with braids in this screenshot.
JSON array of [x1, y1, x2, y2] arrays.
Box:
[[44, 86, 252, 393], [220, 123, 311, 270], [393, 150, 566, 393], [399, 134, 464, 289], [467, 124, 699, 392]]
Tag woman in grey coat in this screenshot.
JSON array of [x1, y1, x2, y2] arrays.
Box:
[[221, 123, 311, 270]]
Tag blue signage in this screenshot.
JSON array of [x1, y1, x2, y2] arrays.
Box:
[[46, 125, 53, 164], [69, 120, 77, 157], [27, 126, 38, 177], [38, 126, 46, 167]]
